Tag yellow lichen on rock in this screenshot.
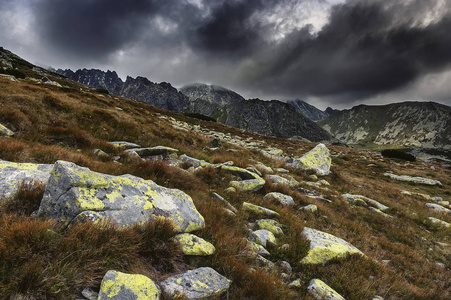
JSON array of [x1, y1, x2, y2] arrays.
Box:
[[98, 270, 161, 300], [172, 233, 215, 256]]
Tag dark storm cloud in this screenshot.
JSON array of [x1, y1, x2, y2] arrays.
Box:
[[239, 1, 451, 102], [8, 0, 451, 106]]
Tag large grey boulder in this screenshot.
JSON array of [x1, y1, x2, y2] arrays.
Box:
[[301, 227, 364, 264], [98, 270, 161, 300], [37, 161, 205, 232], [0, 160, 53, 198], [291, 143, 331, 176], [160, 267, 231, 299]]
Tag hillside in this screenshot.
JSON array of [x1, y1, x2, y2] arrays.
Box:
[[319, 102, 451, 150], [58, 70, 335, 142], [286, 99, 330, 121], [1, 48, 451, 300]]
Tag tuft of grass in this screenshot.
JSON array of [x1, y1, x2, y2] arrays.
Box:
[[0, 181, 45, 216]]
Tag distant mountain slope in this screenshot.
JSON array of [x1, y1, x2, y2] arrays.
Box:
[[180, 83, 244, 123], [286, 100, 329, 121], [227, 99, 335, 142], [318, 101, 451, 149], [56, 68, 189, 112]]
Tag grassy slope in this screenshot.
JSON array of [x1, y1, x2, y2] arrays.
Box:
[[0, 76, 450, 300]]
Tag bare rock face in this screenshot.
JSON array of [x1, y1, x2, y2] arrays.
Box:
[[37, 161, 205, 232]]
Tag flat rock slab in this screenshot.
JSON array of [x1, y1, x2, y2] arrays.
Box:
[[221, 165, 265, 192], [291, 143, 331, 176], [0, 160, 53, 198], [37, 161, 205, 232], [307, 279, 345, 300], [160, 267, 231, 300], [172, 233, 215, 256], [242, 202, 279, 218], [180, 154, 211, 168], [384, 173, 442, 186], [426, 217, 451, 228], [342, 194, 389, 211], [98, 270, 160, 300], [263, 192, 295, 206], [109, 141, 141, 149], [125, 146, 179, 158], [301, 227, 364, 264], [425, 203, 451, 212], [255, 219, 283, 235]]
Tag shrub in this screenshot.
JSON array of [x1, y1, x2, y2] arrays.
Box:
[[0, 68, 26, 79], [381, 149, 416, 161]]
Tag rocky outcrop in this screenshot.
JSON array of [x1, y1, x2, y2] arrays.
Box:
[[98, 270, 161, 300], [160, 267, 231, 299], [0, 160, 53, 198], [37, 161, 205, 232], [301, 227, 364, 264], [291, 143, 331, 176], [287, 99, 329, 121]]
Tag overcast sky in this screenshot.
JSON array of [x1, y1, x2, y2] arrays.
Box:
[[1, 0, 451, 109]]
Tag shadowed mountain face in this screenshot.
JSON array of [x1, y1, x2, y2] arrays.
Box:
[[286, 100, 329, 121], [57, 68, 189, 113], [319, 102, 451, 149]]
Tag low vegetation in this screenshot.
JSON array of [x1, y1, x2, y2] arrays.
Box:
[[0, 75, 450, 299]]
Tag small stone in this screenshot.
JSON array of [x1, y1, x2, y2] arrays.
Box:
[[0, 123, 14, 137], [307, 279, 345, 300], [160, 267, 231, 300], [300, 204, 317, 213], [255, 219, 283, 235], [309, 174, 318, 181], [425, 203, 451, 212], [263, 192, 295, 206], [279, 261, 292, 274], [224, 187, 237, 193], [109, 141, 141, 149], [242, 202, 279, 218], [98, 270, 160, 300], [249, 229, 277, 248], [288, 279, 302, 288], [171, 233, 215, 256], [247, 240, 270, 257], [81, 287, 98, 300]]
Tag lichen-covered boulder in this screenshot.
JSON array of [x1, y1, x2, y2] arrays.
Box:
[[0, 123, 14, 137], [291, 144, 331, 176], [263, 192, 295, 206], [425, 203, 450, 212], [0, 160, 53, 198], [242, 202, 279, 218], [221, 165, 265, 192], [301, 227, 364, 264], [255, 219, 283, 235], [172, 233, 215, 256], [37, 161, 205, 232], [98, 270, 160, 300], [255, 162, 274, 174], [265, 174, 300, 188], [109, 141, 141, 149], [384, 173, 442, 186], [249, 229, 277, 248], [307, 279, 345, 300], [160, 267, 231, 300]]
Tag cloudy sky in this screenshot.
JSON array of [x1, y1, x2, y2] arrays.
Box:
[[1, 0, 451, 109]]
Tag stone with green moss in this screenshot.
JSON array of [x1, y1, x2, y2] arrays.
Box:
[[247, 240, 270, 257], [425, 203, 450, 212], [291, 143, 331, 176], [0, 160, 53, 198], [263, 192, 294, 206], [125, 146, 179, 159], [242, 202, 279, 218], [255, 219, 283, 235], [221, 165, 265, 192], [160, 267, 231, 300], [301, 227, 364, 264], [426, 217, 451, 228], [0, 123, 14, 137], [98, 270, 160, 300], [307, 279, 345, 300], [300, 204, 318, 213], [172, 233, 215, 256], [180, 154, 211, 168], [37, 161, 205, 232]]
